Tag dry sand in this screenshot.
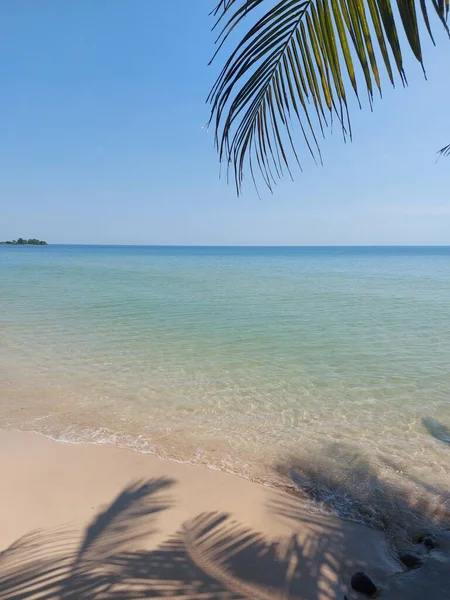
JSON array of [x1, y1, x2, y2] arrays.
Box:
[[0, 429, 448, 599]]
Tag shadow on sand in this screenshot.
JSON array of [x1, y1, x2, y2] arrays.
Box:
[[0, 474, 380, 600], [273, 441, 450, 549], [1, 444, 449, 599]]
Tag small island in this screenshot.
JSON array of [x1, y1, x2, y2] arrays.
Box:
[[0, 238, 47, 245]]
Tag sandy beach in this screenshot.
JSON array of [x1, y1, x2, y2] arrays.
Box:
[[1, 429, 448, 599]]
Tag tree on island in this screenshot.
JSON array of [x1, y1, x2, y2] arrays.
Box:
[[1, 238, 47, 245], [208, 0, 449, 194]]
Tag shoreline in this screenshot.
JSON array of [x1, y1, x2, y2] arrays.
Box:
[[2, 428, 449, 598], [8, 418, 449, 541], [15, 425, 301, 497]]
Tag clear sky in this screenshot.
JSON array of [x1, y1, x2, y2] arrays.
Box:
[[0, 0, 449, 245]]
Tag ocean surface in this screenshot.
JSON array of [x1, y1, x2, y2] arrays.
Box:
[[1, 245, 449, 540]]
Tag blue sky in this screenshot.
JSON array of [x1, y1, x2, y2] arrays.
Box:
[[0, 0, 449, 245]]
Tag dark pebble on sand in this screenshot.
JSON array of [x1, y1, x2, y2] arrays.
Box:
[[417, 533, 437, 549], [350, 572, 377, 597], [398, 551, 422, 569]]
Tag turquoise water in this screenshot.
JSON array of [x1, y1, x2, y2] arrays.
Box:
[[1, 245, 449, 537]]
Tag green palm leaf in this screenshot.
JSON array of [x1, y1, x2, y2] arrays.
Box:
[[208, 0, 449, 194]]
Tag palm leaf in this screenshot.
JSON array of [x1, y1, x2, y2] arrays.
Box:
[[438, 142, 450, 156], [208, 0, 450, 194]]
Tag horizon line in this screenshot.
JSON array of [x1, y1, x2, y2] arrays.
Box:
[[16, 243, 450, 248]]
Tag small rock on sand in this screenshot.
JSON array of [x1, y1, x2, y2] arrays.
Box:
[[417, 533, 437, 550], [350, 571, 378, 597], [398, 551, 422, 569]]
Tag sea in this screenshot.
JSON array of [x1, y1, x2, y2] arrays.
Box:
[[1, 245, 449, 541]]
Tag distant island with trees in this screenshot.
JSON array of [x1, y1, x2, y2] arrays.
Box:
[[0, 238, 47, 245]]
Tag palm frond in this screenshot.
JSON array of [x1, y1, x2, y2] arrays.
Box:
[[438, 142, 450, 156], [208, 0, 450, 194]]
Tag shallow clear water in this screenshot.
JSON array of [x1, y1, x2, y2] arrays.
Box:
[[1, 245, 449, 539]]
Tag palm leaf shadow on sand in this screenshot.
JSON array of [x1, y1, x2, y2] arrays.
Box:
[[105, 512, 337, 599], [60, 478, 175, 599], [270, 443, 450, 599], [1, 450, 449, 599], [0, 478, 175, 600], [272, 442, 450, 549], [422, 417, 450, 446], [0, 476, 365, 600], [0, 530, 75, 600]]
